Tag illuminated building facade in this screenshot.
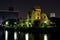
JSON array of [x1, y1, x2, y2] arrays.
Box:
[[27, 5, 51, 28], [40, 13, 51, 28], [27, 5, 41, 24], [31, 5, 41, 21]]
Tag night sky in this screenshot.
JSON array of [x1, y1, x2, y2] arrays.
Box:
[[0, 0, 60, 18]]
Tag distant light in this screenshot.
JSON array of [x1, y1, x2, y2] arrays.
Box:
[[50, 22, 55, 24], [41, 25, 45, 28], [14, 22, 17, 24], [25, 33, 29, 40], [20, 23, 24, 27], [19, 32, 20, 34], [50, 13, 55, 17], [25, 22, 29, 27], [6, 21, 9, 25], [14, 32, 17, 40], [44, 21, 47, 24], [5, 30, 8, 40], [29, 23, 31, 24], [44, 34, 48, 40]]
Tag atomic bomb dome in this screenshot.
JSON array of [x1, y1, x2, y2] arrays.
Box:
[[33, 5, 41, 9]]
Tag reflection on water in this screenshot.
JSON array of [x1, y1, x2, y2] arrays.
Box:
[[5, 30, 8, 40], [44, 34, 48, 40]]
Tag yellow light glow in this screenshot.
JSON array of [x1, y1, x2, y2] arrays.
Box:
[[44, 21, 47, 24]]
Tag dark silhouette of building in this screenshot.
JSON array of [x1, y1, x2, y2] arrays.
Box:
[[49, 17, 60, 28]]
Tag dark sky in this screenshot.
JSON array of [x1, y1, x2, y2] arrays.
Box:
[[0, 0, 60, 18]]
